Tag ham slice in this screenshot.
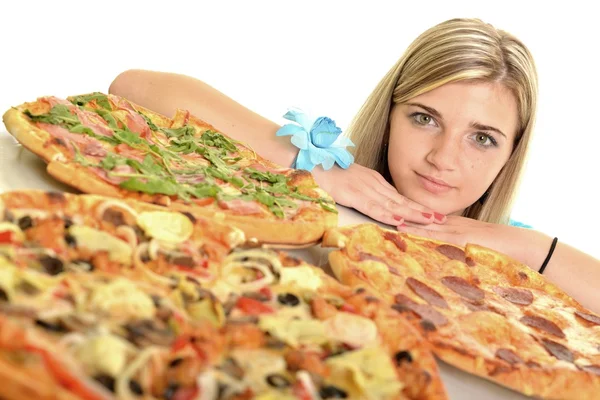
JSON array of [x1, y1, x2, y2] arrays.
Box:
[[107, 94, 151, 137], [42, 96, 115, 138], [115, 143, 146, 162], [73, 109, 114, 137], [82, 142, 107, 157], [91, 164, 136, 185], [43, 96, 72, 107], [218, 199, 266, 215], [38, 123, 98, 149]]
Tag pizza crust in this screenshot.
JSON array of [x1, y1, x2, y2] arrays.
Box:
[[0, 356, 82, 400], [2, 107, 67, 165], [432, 341, 600, 399]]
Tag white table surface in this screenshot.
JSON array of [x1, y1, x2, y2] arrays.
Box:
[[0, 132, 535, 399]]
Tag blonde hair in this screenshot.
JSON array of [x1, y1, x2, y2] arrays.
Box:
[[348, 18, 538, 224]]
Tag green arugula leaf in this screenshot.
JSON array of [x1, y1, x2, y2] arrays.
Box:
[[319, 201, 338, 214], [200, 130, 238, 152], [263, 181, 289, 194], [100, 153, 127, 170], [162, 125, 196, 138], [68, 124, 120, 145], [138, 112, 160, 131], [289, 192, 316, 201], [119, 177, 179, 195], [113, 129, 145, 146], [94, 109, 119, 130], [218, 193, 255, 202], [185, 183, 220, 198], [25, 105, 79, 127], [69, 124, 95, 135], [230, 176, 245, 188], [71, 143, 95, 167], [141, 155, 165, 175], [244, 168, 287, 184], [70, 93, 112, 110], [169, 137, 199, 154], [270, 207, 284, 219], [125, 155, 164, 177]]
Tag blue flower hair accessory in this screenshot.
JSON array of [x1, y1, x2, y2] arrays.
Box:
[[276, 108, 354, 172]]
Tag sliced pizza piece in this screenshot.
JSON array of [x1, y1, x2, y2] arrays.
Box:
[[0, 189, 244, 286], [190, 248, 449, 400], [2, 93, 338, 245], [0, 251, 237, 400], [322, 223, 600, 400]]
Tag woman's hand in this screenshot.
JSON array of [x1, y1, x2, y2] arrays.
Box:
[[396, 215, 550, 269], [312, 163, 445, 226]]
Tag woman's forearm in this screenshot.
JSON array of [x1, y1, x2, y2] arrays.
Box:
[[108, 69, 298, 167], [543, 240, 600, 313]]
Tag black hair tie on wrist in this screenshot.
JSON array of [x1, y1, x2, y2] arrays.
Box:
[[539, 237, 558, 274]]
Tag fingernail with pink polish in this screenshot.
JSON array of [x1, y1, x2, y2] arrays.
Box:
[[393, 215, 403, 221], [434, 212, 446, 221], [421, 212, 432, 219]]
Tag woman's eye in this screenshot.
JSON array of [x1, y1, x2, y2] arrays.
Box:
[[473, 133, 497, 147], [413, 113, 435, 126]]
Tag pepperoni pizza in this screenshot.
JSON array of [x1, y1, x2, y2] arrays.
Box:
[[322, 223, 600, 400]]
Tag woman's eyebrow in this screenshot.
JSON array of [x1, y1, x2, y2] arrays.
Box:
[[405, 102, 442, 120], [406, 102, 507, 138], [470, 122, 506, 138]]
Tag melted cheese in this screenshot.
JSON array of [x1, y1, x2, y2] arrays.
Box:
[[137, 211, 193, 243], [325, 347, 404, 399], [259, 316, 327, 347], [323, 312, 380, 348], [0, 257, 18, 299], [87, 278, 155, 319], [230, 349, 288, 394], [74, 334, 134, 377], [69, 225, 132, 265], [279, 267, 322, 291]]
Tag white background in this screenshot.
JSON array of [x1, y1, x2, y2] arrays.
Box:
[[0, 1, 598, 258]]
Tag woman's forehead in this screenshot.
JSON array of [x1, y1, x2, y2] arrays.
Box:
[[402, 81, 519, 138]]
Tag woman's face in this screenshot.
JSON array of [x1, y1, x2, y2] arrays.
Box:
[[387, 81, 519, 215]]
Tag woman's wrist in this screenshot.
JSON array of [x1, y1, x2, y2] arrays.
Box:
[[275, 109, 354, 172]]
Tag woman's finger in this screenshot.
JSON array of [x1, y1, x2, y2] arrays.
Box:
[[341, 188, 434, 226], [367, 177, 447, 223], [397, 223, 463, 246]]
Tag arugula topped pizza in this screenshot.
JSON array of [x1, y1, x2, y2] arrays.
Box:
[[2, 93, 337, 245]]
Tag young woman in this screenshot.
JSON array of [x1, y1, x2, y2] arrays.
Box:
[[108, 18, 599, 312]]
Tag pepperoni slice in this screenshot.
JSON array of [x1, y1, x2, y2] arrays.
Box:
[[393, 294, 449, 327], [541, 338, 573, 363], [575, 311, 600, 326], [405, 278, 449, 309], [358, 253, 403, 276], [436, 244, 466, 262], [461, 299, 505, 316], [495, 348, 523, 365], [383, 232, 407, 252], [520, 315, 565, 338], [492, 286, 534, 306], [441, 276, 485, 302], [580, 365, 600, 376]]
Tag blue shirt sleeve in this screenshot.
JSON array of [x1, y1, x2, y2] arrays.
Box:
[[509, 219, 533, 229]]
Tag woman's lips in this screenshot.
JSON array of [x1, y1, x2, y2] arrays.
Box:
[[416, 173, 454, 194]]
